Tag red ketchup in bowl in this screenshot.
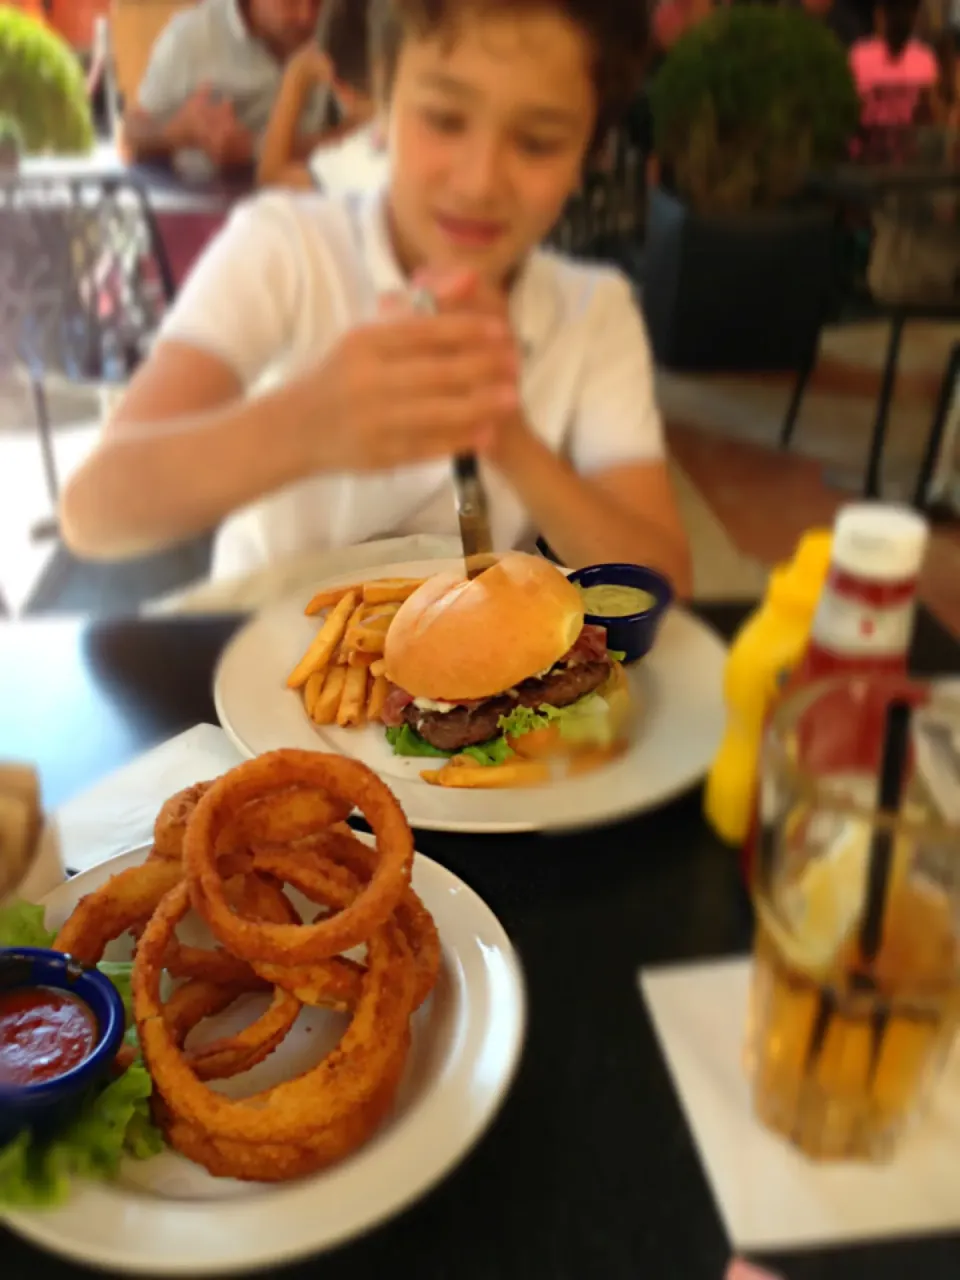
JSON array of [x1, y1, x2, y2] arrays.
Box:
[[0, 987, 98, 1086]]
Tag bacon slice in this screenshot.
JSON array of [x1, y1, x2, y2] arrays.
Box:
[[563, 622, 608, 664], [381, 685, 414, 726]]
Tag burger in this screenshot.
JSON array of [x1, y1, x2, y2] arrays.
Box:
[[380, 552, 632, 767]]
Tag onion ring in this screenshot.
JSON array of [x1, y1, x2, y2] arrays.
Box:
[[134, 873, 417, 1144], [153, 782, 213, 861], [152, 1032, 409, 1180], [183, 752, 413, 966], [218, 786, 355, 854], [54, 859, 184, 962], [252, 831, 439, 1011]]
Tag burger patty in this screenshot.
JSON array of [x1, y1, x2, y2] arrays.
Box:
[[404, 659, 611, 752]]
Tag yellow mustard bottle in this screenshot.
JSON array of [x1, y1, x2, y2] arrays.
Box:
[[704, 529, 833, 846]]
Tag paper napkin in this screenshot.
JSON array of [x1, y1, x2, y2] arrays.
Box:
[[640, 957, 960, 1253], [37, 725, 244, 885]]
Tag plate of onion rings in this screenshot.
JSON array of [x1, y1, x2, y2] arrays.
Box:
[[2, 752, 526, 1274], [213, 557, 728, 833]]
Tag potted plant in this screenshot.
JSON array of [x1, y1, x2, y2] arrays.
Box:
[[644, 5, 860, 371], [0, 8, 94, 155], [0, 113, 24, 171]]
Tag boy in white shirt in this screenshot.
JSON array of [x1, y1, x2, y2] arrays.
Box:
[[62, 0, 692, 595]]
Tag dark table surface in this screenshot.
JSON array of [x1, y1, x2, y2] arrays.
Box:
[[1, 603, 959, 1280]]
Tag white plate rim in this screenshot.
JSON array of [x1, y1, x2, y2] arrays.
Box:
[[213, 558, 728, 835], [1, 844, 526, 1275]]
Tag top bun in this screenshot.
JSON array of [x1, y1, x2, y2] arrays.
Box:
[[384, 552, 585, 701]]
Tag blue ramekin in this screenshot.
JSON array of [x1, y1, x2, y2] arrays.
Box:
[[568, 563, 675, 663], [0, 947, 126, 1145]]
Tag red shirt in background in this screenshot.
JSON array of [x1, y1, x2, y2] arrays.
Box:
[[850, 36, 937, 128]]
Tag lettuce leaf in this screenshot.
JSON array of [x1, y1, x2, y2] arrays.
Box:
[[0, 905, 162, 1206], [459, 736, 514, 766], [499, 692, 618, 747], [385, 724, 451, 758], [385, 722, 514, 767], [0, 899, 56, 949], [0, 1065, 160, 1207]]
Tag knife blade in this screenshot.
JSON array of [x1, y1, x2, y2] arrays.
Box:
[[408, 286, 495, 580]]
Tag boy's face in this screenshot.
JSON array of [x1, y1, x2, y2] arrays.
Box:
[[385, 9, 597, 284]]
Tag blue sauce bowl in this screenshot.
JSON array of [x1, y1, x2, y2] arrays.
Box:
[[568, 563, 675, 664], [0, 947, 126, 1145]]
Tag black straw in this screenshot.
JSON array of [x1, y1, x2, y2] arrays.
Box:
[[859, 699, 912, 965]]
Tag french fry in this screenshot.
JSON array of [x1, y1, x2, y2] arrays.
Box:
[[304, 584, 363, 616], [421, 760, 551, 789], [348, 650, 378, 668], [303, 669, 326, 719], [367, 673, 389, 722], [362, 578, 425, 605], [348, 626, 387, 656], [336, 602, 367, 664], [288, 590, 358, 688], [311, 665, 347, 724], [336, 664, 368, 727], [370, 658, 388, 679], [361, 602, 400, 624]]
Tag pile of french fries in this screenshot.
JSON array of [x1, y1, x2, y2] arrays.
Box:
[[286, 577, 428, 728]]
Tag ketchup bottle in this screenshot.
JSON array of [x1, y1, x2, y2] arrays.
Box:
[[740, 503, 930, 882]]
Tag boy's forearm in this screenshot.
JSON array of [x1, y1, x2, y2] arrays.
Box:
[[60, 383, 312, 561], [495, 426, 692, 592]]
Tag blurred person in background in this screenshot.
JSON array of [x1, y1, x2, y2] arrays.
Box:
[[62, 0, 691, 593], [651, 0, 713, 58], [930, 27, 960, 126], [850, 0, 936, 129], [123, 0, 328, 175], [799, 0, 866, 48], [258, 0, 388, 191]]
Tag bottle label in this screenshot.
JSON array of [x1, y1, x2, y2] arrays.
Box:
[[810, 584, 915, 658]]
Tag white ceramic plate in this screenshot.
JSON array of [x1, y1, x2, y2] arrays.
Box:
[[214, 558, 728, 833], [2, 843, 525, 1275]]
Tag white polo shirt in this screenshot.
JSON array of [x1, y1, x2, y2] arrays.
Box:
[[137, 0, 329, 176], [159, 188, 665, 580]]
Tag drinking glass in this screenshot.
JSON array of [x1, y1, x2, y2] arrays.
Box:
[[748, 675, 960, 1161]]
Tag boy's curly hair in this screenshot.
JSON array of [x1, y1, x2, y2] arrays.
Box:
[[369, 0, 649, 146]]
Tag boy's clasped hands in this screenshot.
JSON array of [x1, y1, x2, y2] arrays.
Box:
[[302, 268, 524, 474]]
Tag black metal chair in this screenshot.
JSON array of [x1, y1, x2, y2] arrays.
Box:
[[779, 124, 960, 499], [913, 339, 960, 510], [0, 172, 175, 539]]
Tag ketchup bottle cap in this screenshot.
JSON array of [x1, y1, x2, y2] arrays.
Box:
[[832, 504, 929, 583]]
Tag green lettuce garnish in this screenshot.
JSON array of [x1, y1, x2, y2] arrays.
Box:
[[0, 900, 56, 949], [499, 692, 619, 748], [0, 900, 162, 1206], [386, 723, 514, 767], [0, 1066, 161, 1207], [459, 736, 514, 766], [385, 724, 451, 758]]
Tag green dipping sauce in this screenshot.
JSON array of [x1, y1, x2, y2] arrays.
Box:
[[578, 583, 655, 617]]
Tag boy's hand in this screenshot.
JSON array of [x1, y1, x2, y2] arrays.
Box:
[[405, 268, 532, 473], [302, 309, 519, 472]]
